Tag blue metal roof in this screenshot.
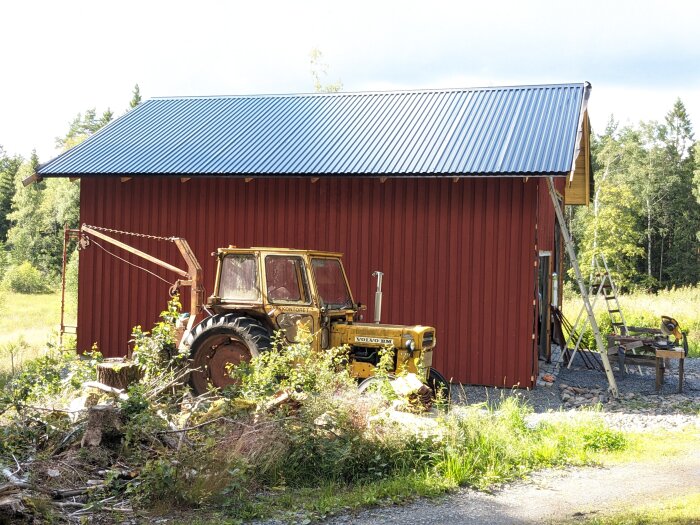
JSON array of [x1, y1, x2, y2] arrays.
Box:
[[38, 83, 588, 177]]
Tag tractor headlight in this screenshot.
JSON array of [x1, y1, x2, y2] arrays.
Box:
[[403, 335, 416, 354]]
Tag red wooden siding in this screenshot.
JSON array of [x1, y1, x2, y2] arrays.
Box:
[[78, 176, 545, 387]]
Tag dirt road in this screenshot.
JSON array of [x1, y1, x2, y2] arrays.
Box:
[[324, 446, 700, 524]]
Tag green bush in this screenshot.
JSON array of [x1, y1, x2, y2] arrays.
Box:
[[2, 261, 51, 294]]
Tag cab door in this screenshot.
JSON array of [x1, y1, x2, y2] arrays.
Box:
[[261, 253, 320, 351]]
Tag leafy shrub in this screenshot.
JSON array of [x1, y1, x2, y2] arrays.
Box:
[[2, 261, 51, 294], [131, 297, 188, 379], [0, 347, 102, 408]]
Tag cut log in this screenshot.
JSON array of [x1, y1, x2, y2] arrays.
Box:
[[96, 359, 142, 390]]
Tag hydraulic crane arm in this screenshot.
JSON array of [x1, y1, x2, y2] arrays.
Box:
[[80, 225, 204, 319]]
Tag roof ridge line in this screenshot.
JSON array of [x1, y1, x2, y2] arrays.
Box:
[[150, 82, 588, 101]]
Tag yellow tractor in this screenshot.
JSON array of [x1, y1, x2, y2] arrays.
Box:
[[186, 247, 445, 396], [78, 226, 446, 397]]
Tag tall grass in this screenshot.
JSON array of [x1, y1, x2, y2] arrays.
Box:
[[563, 286, 700, 357], [0, 290, 67, 386]]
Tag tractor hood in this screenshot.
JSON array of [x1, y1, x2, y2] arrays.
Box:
[[331, 322, 436, 351]]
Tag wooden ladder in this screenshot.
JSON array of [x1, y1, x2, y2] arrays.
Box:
[[546, 178, 618, 397], [594, 254, 628, 338]]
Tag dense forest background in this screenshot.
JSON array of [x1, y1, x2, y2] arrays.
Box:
[[0, 91, 698, 294]]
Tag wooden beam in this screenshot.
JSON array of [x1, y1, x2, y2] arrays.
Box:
[[244, 177, 253, 183], [22, 173, 42, 187], [120, 177, 132, 183], [379, 177, 387, 183], [81, 226, 189, 278], [180, 177, 190, 183], [453, 177, 460, 183], [311, 177, 319, 184], [69, 177, 80, 182]]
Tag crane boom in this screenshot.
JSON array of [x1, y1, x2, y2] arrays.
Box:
[[80, 225, 204, 320]]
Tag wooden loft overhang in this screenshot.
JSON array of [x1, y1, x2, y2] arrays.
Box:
[[564, 93, 593, 206]]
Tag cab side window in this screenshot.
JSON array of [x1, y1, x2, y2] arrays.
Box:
[[264, 256, 309, 304]]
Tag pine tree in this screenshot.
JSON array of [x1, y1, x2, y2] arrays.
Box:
[[56, 108, 114, 151], [129, 83, 142, 109], [0, 146, 23, 241], [661, 99, 700, 285]]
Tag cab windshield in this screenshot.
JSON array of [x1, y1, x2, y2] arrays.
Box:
[[311, 258, 352, 310]]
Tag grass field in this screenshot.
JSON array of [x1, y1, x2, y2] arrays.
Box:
[[0, 290, 67, 371], [563, 286, 700, 357]]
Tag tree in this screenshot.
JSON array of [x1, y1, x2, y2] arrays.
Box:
[[129, 83, 142, 109], [575, 100, 700, 291], [6, 151, 62, 275], [55, 108, 113, 151], [572, 121, 645, 289], [310, 48, 343, 93], [659, 100, 700, 285], [0, 146, 23, 241]]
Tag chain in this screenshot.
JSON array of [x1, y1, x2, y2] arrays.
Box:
[[82, 224, 178, 242]]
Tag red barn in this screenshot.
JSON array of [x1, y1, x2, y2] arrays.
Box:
[[38, 83, 592, 387]]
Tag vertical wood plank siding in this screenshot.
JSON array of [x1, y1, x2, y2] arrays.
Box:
[[78, 176, 544, 387]]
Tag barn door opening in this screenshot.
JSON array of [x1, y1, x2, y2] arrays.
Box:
[[537, 251, 552, 362]]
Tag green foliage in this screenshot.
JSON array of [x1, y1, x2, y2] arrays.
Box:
[[228, 332, 355, 401], [0, 346, 101, 411], [310, 48, 343, 93], [64, 248, 79, 319], [0, 146, 22, 241], [4, 152, 78, 281], [574, 101, 700, 291], [55, 108, 114, 151], [582, 426, 627, 452], [130, 84, 142, 109], [0, 336, 29, 377], [2, 261, 51, 293], [131, 296, 187, 379]]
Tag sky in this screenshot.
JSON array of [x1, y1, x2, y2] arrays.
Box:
[[1, 0, 699, 162]]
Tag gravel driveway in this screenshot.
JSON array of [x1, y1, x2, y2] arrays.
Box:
[[323, 445, 700, 525], [320, 357, 700, 525]]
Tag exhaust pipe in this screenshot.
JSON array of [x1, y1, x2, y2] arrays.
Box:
[[372, 271, 383, 324]]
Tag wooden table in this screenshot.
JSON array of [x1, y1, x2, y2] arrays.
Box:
[[655, 347, 685, 393]]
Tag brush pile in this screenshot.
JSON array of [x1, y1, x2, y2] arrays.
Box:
[[0, 300, 439, 523]]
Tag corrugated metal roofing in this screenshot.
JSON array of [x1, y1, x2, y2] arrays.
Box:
[[39, 83, 588, 177]]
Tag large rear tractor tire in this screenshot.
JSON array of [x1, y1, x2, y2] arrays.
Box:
[[186, 315, 271, 395]]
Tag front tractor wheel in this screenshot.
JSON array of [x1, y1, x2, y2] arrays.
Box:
[[428, 367, 451, 404], [187, 315, 271, 395]]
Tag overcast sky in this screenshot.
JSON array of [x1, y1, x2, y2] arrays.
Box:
[[2, 0, 699, 162]]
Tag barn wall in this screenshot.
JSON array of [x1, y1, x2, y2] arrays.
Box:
[[78, 176, 542, 387]]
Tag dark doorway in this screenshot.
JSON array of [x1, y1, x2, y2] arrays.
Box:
[[537, 252, 552, 361]]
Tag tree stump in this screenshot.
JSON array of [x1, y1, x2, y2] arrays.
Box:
[[96, 359, 142, 390], [81, 404, 123, 448]]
